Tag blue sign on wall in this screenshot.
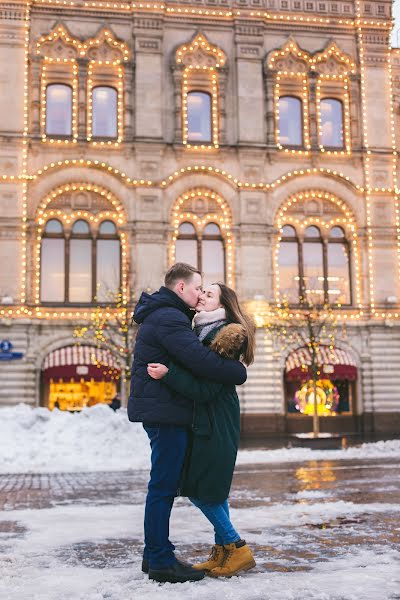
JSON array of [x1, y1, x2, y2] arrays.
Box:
[[0, 340, 23, 361]]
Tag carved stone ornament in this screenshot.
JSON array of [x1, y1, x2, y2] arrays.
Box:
[[175, 32, 226, 70]]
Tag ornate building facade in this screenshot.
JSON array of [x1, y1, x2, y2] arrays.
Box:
[[0, 0, 399, 435]]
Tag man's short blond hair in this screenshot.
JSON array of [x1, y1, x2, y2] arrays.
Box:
[[164, 263, 201, 289]]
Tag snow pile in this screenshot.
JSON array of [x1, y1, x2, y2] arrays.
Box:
[[0, 403, 150, 473], [0, 403, 400, 473], [237, 438, 400, 465]]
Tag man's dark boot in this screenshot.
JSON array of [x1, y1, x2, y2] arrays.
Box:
[[148, 561, 205, 583], [141, 557, 192, 574]]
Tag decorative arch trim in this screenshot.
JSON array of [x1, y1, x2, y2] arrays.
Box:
[[28, 160, 367, 195], [274, 189, 362, 307], [34, 183, 128, 306], [175, 32, 226, 69], [169, 187, 234, 287]]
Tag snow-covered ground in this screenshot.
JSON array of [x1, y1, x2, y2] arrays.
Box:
[[1, 473, 399, 599], [1, 404, 400, 473], [1, 405, 400, 599]]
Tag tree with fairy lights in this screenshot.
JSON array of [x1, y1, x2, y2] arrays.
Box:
[[73, 290, 136, 407], [248, 295, 346, 437]]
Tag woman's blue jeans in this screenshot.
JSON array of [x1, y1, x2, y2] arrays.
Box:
[[189, 497, 240, 546]]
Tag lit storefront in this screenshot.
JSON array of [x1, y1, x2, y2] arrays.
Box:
[[41, 346, 120, 411], [284, 345, 357, 420]]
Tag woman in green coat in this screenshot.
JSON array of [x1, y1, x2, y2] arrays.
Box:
[[147, 283, 257, 578]]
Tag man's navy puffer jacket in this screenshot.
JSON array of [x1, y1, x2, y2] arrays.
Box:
[[128, 286, 247, 426]]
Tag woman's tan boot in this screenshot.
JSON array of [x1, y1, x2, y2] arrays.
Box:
[[209, 540, 256, 577], [192, 544, 225, 571]]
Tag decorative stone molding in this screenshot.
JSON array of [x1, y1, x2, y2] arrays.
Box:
[[172, 32, 228, 147], [33, 24, 132, 145]]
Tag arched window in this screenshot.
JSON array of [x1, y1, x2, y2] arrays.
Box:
[[92, 86, 118, 139], [320, 98, 344, 148], [303, 226, 324, 300], [96, 220, 121, 301], [46, 84, 72, 136], [202, 223, 225, 286], [175, 221, 226, 285], [69, 220, 92, 303], [40, 219, 65, 302], [187, 91, 212, 143], [175, 222, 198, 267], [278, 223, 352, 305], [40, 218, 121, 305], [278, 96, 303, 147], [278, 225, 300, 303], [327, 226, 351, 305]]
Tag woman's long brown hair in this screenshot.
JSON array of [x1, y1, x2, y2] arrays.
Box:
[[214, 283, 256, 366]]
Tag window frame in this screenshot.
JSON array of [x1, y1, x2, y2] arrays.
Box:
[[278, 223, 353, 307], [40, 218, 122, 306], [91, 85, 119, 141], [318, 96, 345, 151], [277, 94, 305, 149], [40, 58, 79, 143], [176, 220, 226, 281], [186, 90, 213, 144]]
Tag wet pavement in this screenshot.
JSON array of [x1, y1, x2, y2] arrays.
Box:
[[0, 457, 399, 578]]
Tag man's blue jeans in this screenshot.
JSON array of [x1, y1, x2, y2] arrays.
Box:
[[189, 497, 240, 545], [143, 424, 188, 569]]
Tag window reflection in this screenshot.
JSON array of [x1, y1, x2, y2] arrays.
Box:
[[175, 220, 225, 283], [187, 91, 212, 143], [40, 217, 121, 305], [278, 96, 303, 146], [278, 223, 352, 305], [320, 98, 344, 148], [40, 238, 65, 302], [46, 84, 72, 136], [303, 226, 324, 297], [328, 227, 350, 304], [69, 239, 92, 302], [92, 86, 118, 138], [96, 221, 121, 301], [202, 223, 225, 286]]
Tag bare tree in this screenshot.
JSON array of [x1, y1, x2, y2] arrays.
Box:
[[74, 290, 136, 406], [249, 297, 346, 437]]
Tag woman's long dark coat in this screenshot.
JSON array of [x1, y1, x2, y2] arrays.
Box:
[[162, 324, 243, 504]]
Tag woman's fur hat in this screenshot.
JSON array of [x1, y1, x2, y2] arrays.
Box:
[[209, 323, 247, 360]]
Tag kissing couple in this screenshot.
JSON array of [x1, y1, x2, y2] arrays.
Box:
[[128, 262, 256, 583]]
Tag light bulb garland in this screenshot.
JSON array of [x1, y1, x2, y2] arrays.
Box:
[[40, 58, 79, 144], [25, 161, 367, 194], [275, 190, 362, 309], [35, 184, 128, 306], [176, 34, 226, 150], [388, 51, 400, 288], [0, 0, 396, 323], [87, 61, 124, 145], [355, 0, 375, 311], [20, 0, 32, 305]]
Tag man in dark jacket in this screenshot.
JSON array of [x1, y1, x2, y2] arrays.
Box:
[[129, 263, 247, 583]]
